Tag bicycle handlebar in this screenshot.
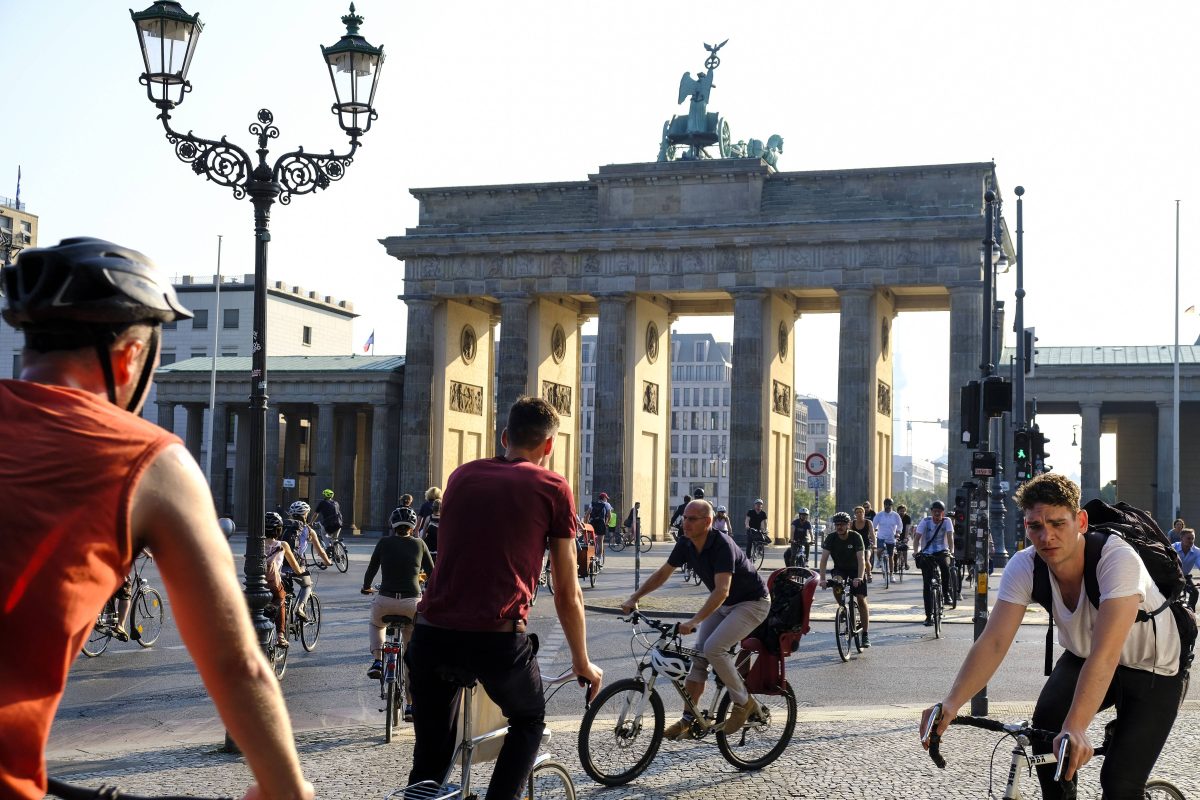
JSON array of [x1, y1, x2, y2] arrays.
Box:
[[924, 705, 1108, 773], [618, 609, 678, 638], [48, 778, 232, 800]]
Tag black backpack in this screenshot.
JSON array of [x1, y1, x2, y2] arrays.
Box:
[[589, 499, 607, 526], [281, 520, 303, 554], [1030, 498, 1196, 678]]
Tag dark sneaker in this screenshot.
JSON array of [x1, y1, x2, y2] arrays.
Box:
[[367, 659, 383, 680], [403, 704, 414, 722], [860, 632, 871, 648], [923, 617, 933, 627]]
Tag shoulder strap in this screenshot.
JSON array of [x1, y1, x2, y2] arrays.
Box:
[[1083, 530, 1108, 609], [1031, 554, 1055, 677]]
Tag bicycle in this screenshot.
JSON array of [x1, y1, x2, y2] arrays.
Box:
[[922, 704, 1186, 799], [747, 528, 768, 570], [916, 553, 946, 639], [263, 571, 322, 680], [392, 668, 581, 800], [608, 526, 652, 553], [379, 614, 413, 743], [894, 542, 908, 583], [531, 548, 553, 607], [82, 550, 165, 657], [305, 522, 347, 573], [577, 609, 797, 785], [874, 543, 892, 589], [827, 576, 864, 662]]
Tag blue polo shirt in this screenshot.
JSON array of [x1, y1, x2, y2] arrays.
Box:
[[668, 529, 768, 606]]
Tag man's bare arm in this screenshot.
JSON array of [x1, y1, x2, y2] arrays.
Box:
[[549, 535, 602, 699], [623, 562, 676, 610], [132, 444, 310, 800]]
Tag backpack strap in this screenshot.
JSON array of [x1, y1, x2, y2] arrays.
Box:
[[1082, 529, 1108, 610], [1031, 554, 1055, 676]]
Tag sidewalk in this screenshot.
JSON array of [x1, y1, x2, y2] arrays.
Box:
[[47, 704, 1200, 799]]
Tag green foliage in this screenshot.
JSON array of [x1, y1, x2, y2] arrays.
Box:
[[793, 486, 835, 519], [1100, 480, 1118, 505], [891, 484, 949, 515]]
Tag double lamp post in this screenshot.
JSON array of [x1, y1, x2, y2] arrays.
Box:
[[129, 1, 385, 653]]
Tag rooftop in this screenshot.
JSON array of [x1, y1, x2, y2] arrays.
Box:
[[159, 355, 404, 374], [1002, 345, 1200, 367]]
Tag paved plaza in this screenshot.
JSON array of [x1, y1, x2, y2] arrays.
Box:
[[46, 544, 1199, 799]]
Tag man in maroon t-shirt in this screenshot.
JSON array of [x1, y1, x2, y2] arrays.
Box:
[[406, 396, 603, 799]]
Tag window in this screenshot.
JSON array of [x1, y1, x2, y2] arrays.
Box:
[[694, 342, 705, 361], [690, 459, 699, 477], [587, 387, 594, 406], [710, 411, 720, 430], [672, 387, 679, 407], [671, 459, 679, 477], [222, 351, 238, 358], [163, 319, 177, 330], [160, 352, 176, 366], [192, 309, 209, 330], [692, 411, 701, 429], [691, 435, 698, 453], [302, 325, 312, 346], [191, 348, 207, 359], [722, 387, 730, 406], [11, 353, 21, 377], [703, 388, 711, 406], [701, 460, 708, 478], [670, 435, 678, 451], [223, 308, 239, 329]]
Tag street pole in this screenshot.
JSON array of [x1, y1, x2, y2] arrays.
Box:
[[205, 234, 222, 490], [1173, 200, 1181, 521], [1013, 188, 1026, 551], [633, 501, 642, 590], [971, 189, 998, 717]]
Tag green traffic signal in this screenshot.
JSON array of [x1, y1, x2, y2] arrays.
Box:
[[1016, 448, 1027, 459]]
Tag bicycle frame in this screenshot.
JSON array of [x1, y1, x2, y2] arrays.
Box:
[[624, 616, 729, 734]]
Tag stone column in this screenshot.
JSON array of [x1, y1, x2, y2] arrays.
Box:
[[729, 290, 768, 539], [1079, 402, 1102, 502], [834, 288, 872, 512], [335, 408, 358, 531], [281, 407, 302, 509], [314, 402, 336, 504], [947, 285, 984, 499], [233, 407, 252, 528], [593, 293, 631, 518], [369, 403, 393, 532], [184, 404, 205, 463], [264, 409, 282, 514], [1157, 401, 1174, 525], [495, 295, 533, 455], [210, 403, 230, 515], [156, 401, 175, 433], [400, 297, 437, 502]]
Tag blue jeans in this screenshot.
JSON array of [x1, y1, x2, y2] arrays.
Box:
[[406, 624, 544, 800]]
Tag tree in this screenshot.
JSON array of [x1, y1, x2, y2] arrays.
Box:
[[793, 485, 835, 521], [892, 484, 949, 517]]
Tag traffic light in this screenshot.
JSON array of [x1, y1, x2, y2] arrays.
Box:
[[1032, 427, 1051, 474], [960, 381, 981, 449], [1022, 327, 1037, 376], [1014, 428, 1033, 481]]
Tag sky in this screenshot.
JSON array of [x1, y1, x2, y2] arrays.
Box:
[[3, 0, 1199, 479]]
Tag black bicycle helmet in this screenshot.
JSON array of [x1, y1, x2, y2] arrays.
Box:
[[390, 506, 417, 530], [265, 512, 284, 532], [831, 512, 852, 524], [930, 500, 946, 511], [2, 237, 191, 411]]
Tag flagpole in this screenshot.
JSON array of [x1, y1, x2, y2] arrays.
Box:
[[1173, 200, 1180, 522], [205, 234, 223, 491]]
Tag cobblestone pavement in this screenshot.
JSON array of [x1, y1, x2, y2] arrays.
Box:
[[48, 704, 1200, 799]]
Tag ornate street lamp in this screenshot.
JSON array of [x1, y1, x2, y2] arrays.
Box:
[[129, 2, 384, 664]]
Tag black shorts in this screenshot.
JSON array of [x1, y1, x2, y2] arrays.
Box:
[[830, 569, 868, 597]]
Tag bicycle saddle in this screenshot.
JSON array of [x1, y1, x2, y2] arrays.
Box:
[[382, 615, 413, 626]]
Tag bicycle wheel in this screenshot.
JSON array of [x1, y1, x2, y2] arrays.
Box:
[[753, 543, 765, 570], [132, 586, 165, 647], [331, 541, 349, 573], [525, 759, 576, 800], [1144, 779, 1187, 799], [715, 683, 797, 770], [545, 564, 555, 596], [933, 592, 943, 639], [270, 640, 288, 680], [851, 601, 863, 653], [879, 556, 890, 589], [300, 594, 321, 651], [609, 534, 627, 553], [384, 673, 398, 743], [578, 677, 664, 786], [638, 535, 652, 553], [691, 567, 702, 586], [945, 565, 959, 609], [834, 606, 851, 662], [588, 559, 597, 589], [81, 619, 112, 658], [531, 573, 541, 607]]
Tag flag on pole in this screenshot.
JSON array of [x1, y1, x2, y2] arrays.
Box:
[[14, 166, 20, 207], [362, 330, 375, 353]]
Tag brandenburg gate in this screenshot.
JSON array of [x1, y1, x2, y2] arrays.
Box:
[[382, 158, 1006, 540]]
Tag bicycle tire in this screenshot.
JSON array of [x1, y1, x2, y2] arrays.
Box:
[[933, 592, 943, 639], [82, 610, 113, 658], [133, 586, 165, 647], [578, 677, 664, 786], [691, 567, 702, 586], [851, 601, 863, 653], [300, 594, 321, 651], [270, 640, 288, 680], [384, 673, 398, 743], [609, 535, 627, 553], [331, 541, 349, 573], [525, 759, 576, 800], [834, 606, 851, 662], [531, 573, 541, 607], [588, 560, 597, 589], [945, 565, 959, 609], [714, 682, 797, 770], [1143, 779, 1187, 799], [754, 543, 765, 570], [638, 536, 652, 553], [545, 563, 555, 596]]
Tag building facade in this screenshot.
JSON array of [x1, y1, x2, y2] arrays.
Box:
[[798, 395, 837, 495], [0, 196, 37, 377]]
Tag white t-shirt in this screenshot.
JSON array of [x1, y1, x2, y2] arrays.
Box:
[[997, 537, 1181, 675], [915, 517, 952, 553], [873, 510, 903, 543]]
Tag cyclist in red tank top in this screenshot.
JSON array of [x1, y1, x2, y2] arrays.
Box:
[[0, 238, 312, 800]]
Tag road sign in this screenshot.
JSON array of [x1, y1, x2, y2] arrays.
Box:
[[282, 478, 296, 488], [804, 452, 827, 476], [807, 475, 828, 490]]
